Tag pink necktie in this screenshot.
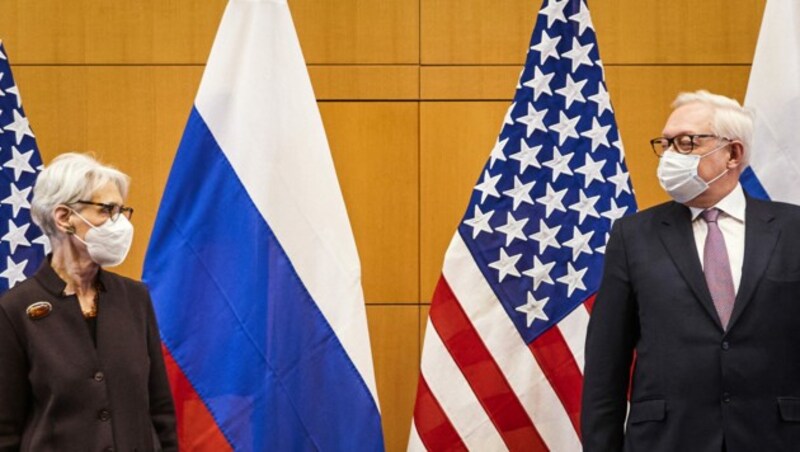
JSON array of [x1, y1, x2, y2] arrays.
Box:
[[701, 208, 736, 330]]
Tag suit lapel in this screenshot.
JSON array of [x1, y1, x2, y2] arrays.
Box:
[[657, 202, 723, 330], [727, 197, 779, 331]]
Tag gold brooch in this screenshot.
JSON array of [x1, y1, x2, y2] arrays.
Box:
[[26, 301, 53, 320]]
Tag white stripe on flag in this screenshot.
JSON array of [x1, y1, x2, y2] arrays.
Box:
[[558, 304, 591, 373], [420, 317, 508, 451], [442, 234, 582, 451], [745, 0, 800, 203], [193, 0, 379, 406], [406, 423, 425, 452]]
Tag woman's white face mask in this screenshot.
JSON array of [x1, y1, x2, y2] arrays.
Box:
[[70, 210, 134, 267], [656, 142, 732, 204]]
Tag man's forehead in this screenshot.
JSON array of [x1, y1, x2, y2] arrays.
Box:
[[663, 102, 714, 134]]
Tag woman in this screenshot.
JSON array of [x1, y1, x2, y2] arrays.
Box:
[[0, 153, 177, 451]]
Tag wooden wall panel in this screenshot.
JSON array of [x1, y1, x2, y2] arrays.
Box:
[[593, 0, 765, 65], [320, 102, 420, 303], [292, 0, 420, 64], [13, 66, 202, 279], [366, 305, 420, 452], [309, 66, 419, 100], [420, 101, 508, 300], [421, 66, 520, 100], [0, 0, 226, 64], [1, 0, 419, 65], [421, 0, 764, 65]]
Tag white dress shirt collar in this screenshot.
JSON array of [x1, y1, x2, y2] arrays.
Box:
[[689, 183, 746, 223]]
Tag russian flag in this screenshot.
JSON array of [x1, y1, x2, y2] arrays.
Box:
[[740, 0, 800, 202], [142, 0, 384, 450]]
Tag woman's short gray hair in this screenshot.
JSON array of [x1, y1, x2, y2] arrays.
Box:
[[672, 90, 755, 166], [31, 153, 130, 237]]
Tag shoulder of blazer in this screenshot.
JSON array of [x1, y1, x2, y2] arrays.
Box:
[[746, 194, 800, 221], [615, 199, 685, 230]]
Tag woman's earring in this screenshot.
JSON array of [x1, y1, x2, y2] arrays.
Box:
[[66, 225, 76, 235]]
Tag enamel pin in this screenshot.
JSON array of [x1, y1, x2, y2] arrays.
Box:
[[26, 301, 53, 320]]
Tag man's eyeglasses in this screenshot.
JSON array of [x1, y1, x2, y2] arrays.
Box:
[[72, 200, 134, 221], [649, 134, 731, 157]]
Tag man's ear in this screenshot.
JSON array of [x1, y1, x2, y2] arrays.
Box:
[[728, 141, 745, 168], [53, 205, 74, 234]]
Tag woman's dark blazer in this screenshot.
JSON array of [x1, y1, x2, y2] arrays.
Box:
[[0, 260, 177, 452]]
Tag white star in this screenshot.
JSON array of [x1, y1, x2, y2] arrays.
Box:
[[516, 67, 525, 89], [3, 110, 35, 145], [608, 162, 632, 197], [568, 1, 595, 36], [0, 43, 6, 60], [588, 82, 613, 115], [463, 205, 494, 239], [539, 0, 568, 28], [489, 137, 509, 169], [550, 111, 580, 146], [1, 183, 32, 217], [503, 175, 535, 210], [569, 189, 601, 223], [496, 212, 529, 246], [562, 37, 595, 72], [536, 184, 568, 217], [523, 255, 556, 290], [503, 102, 516, 125], [529, 218, 562, 253], [4, 146, 36, 182], [613, 138, 626, 160], [581, 117, 612, 152], [596, 232, 610, 254], [543, 147, 574, 182], [32, 234, 51, 255], [0, 256, 28, 289], [489, 248, 522, 283], [510, 139, 543, 174], [531, 30, 561, 64], [1, 220, 31, 254], [563, 226, 595, 261], [516, 103, 548, 137], [523, 67, 555, 102], [0, 72, 4, 97], [602, 198, 628, 226], [555, 74, 587, 109], [557, 262, 588, 296], [474, 170, 502, 203], [575, 153, 606, 188], [516, 292, 550, 327], [6, 85, 21, 108]]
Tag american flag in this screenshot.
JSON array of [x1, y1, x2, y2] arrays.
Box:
[[408, 0, 637, 450], [0, 40, 47, 294]]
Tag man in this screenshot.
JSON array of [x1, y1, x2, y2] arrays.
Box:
[[582, 90, 800, 452]]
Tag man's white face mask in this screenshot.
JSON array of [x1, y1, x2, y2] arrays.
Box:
[[656, 142, 732, 204]]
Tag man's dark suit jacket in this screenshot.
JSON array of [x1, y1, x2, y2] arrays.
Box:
[[0, 261, 177, 451], [582, 196, 800, 452]]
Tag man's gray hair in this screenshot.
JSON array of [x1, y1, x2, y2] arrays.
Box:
[[31, 152, 130, 237], [672, 90, 754, 165]]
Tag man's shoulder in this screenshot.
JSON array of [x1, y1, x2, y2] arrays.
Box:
[[616, 200, 681, 228], [747, 196, 800, 218]]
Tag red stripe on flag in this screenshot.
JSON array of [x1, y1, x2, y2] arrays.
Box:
[[528, 327, 584, 437], [413, 374, 468, 452], [162, 345, 233, 452], [430, 277, 549, 451], [583, 293, 597, 314]]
